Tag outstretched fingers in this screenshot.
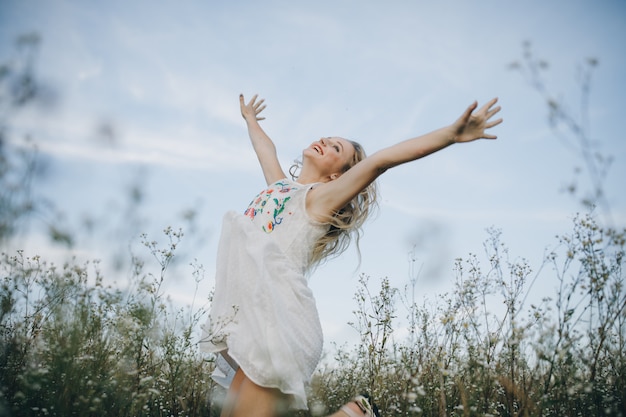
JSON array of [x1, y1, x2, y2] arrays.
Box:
[[485, 98, 503, 127], [482, 132, 498, 140], [482, 117, 502, 140], [483, 99, 502, 122], [453, 97, 503, 142], [254, 100, 266, 115], [240, 93, 266, 121], [462, 100, 479, 121], [480, 98, 502, 139], [250, 95, 266, 117], [486, 117, 503, 129], [478, 97, 499, 113]]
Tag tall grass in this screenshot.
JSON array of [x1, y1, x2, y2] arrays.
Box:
[[1, 215, 624, 416], [305, 214, 625, 417], [0, 228, 217, 417]]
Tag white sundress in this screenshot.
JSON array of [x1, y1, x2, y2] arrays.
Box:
[[200, 178, 328, 410]]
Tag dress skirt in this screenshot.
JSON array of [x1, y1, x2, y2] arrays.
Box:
[[201, 210, 324, 410]]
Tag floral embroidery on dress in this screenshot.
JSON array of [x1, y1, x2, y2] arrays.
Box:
[[243, 180, 298, 233]]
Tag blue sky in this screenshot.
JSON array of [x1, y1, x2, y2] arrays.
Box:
[[1, 0, 625, 346]]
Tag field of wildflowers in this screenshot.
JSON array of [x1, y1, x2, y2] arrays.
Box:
[[308, 214, 625, 417], [1, 214, 624, 416]]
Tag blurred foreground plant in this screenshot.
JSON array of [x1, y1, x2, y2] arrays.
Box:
[[509, 42, 614, 226], [0, 227, 216, 417]]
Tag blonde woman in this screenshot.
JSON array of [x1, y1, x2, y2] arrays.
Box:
[[201, 94, 502, 417]]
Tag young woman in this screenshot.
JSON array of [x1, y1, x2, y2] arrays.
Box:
[[201, 94, 502, 417]]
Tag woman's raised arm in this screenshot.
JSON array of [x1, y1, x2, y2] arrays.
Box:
[[307, 98, 503, 221], [240, 94, 287, 185]]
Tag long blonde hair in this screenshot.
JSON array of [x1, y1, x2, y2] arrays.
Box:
[[290, 140, 379, 267]]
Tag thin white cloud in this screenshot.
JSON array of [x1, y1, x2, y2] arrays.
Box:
[[35, 126, 258, 173]]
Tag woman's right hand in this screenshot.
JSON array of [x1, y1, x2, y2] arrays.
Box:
[[240, 94, 266, 122]]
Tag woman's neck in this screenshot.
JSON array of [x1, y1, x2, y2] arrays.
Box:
[[297, 169, 329, 185]]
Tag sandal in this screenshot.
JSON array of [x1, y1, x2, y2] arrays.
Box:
[[340, 393, 381, 417]]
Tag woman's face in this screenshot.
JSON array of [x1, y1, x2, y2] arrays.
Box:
[[303, 136, 356, 179]]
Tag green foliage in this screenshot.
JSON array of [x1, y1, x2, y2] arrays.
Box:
[[301, 215, 625, 417], [0, 228, 217, 417], [2, 216, 624, 416]]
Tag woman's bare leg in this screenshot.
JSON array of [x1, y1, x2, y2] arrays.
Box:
[[223, 368, 371, 417], [229, 374, 366, 417], [229, 369, 288, 417], [219, 368, 246, 417]]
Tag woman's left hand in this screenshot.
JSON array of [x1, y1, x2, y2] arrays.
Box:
[[452, 98, 502, 143]]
